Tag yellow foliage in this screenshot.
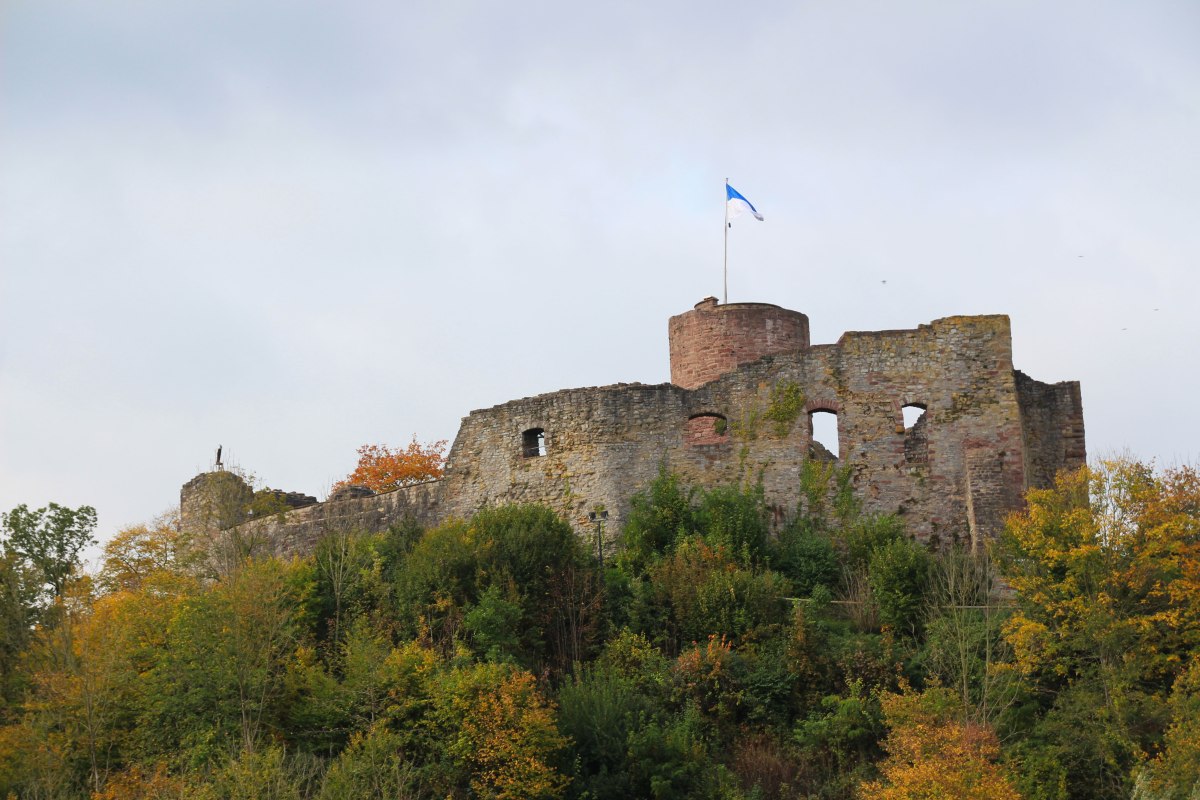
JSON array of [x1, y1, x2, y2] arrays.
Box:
[[860, 687, 1022, 800], [433, 663, 569, 799], [91, 762, 183, 800]]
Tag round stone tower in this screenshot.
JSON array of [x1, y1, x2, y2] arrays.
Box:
[[668, 297, 810, 389]]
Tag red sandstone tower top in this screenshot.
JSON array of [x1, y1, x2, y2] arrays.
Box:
[[668, 297, 811, 389]]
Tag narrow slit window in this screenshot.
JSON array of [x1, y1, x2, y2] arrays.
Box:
[[902, 404, 928, 463], [522, 428, 546, 457], [809, 410, 839, 461]]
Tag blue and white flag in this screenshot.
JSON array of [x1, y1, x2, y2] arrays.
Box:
[[726, 183, 764, 221]]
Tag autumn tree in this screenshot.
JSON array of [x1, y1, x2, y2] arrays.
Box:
[[97, 509, 196, 594], [860, 686, 1022, 800], [426, 662, 570, 799], [995, 459, 1200, 799], [335, 436, 447, 494]]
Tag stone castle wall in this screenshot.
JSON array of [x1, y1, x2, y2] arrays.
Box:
[[1015, 370, 1087, 490], [182, 302, 1085, 555]]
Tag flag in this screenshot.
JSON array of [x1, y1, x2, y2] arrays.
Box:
[[726, 183, 763, 221]]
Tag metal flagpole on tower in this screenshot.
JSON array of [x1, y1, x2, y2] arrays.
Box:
[[723, 179, 729, 304]]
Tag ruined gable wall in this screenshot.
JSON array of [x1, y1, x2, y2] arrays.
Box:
[[681, 314, 1028, 544], [1015, 371, 1087, 490]]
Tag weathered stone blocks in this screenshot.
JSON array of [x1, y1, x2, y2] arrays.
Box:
[[181, 300, 1085, 557]]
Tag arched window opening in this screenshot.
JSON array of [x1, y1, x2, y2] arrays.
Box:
[[902, 404, 927, 430], [522, 428, 546, 458], [809, 410, 839, 461], [685, 413, 729, 446]]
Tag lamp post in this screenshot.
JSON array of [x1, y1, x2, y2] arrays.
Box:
[[588, 510, 608, 569]]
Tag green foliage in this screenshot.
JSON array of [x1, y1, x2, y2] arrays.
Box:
[[463, 584, 523, 663], [832, 464, 860, 524], [1005, 738, 1070, 800], [763, 380, 805, 437], [867, 538, 931, 636], [771, 523, 839, 597], [1, 502, 97, 601], [637, 538, 790, 653], [317, 728, 420, 799], [143, 558, 312, 761], [799, 459, 837, 522], [697, 483, 771, 567], [394, 504, 601, 674], [922, 547, 1018, 725], [597, 629, 672, 685], [558, 662, 655, 799], [672, 636, 746, 739], [793, 680, 884, 791], [472, 504, 582, 589], [624, 706, 743, 800], [311, 529, 386, 649], [0, 552, 37, 711], [285, 618, 395, 753], [739, 637, 800, 727], [1133, 656, 1200, 799], [838, 514, 905, 573], [393, 520, 478, 649], [621, 467, 697, 573], [183, 744, 310, 800]]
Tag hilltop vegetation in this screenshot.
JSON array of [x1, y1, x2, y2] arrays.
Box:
[[0, 458, 1197, 799]]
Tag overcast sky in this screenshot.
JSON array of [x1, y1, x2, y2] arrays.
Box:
[[2, 1, 1198, 548]]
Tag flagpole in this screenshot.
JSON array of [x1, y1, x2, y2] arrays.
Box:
[[723, 178, 729, 304]]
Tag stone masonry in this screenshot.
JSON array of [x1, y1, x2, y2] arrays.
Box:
[[181, 298, 1085, 557]]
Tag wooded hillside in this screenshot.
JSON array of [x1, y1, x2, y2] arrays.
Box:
[[0, 458, 1196, 799]]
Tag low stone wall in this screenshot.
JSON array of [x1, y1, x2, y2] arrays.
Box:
[[239, 480, 445, 559]]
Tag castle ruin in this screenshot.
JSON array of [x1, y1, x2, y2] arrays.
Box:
[[181, 299, 1085, 555]]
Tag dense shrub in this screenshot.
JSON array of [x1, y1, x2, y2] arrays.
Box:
[[621, 468, 697, 573], [867, 538, 931, 636], [697, 483, 770, 567]]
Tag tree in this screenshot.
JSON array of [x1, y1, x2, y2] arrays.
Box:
[[312, 529, 375, 651], [0, 552, 37, 711], [1134, 655, 1200, 800], [867, 537, 931, 637], [923, 546, 1018, 728], [619, 467, 697, 574], [427, 662, 569, 799], [97, 509, 195, 594], [144, 559, 310, 759], [995, 459, 1200, 799], [335, 437, 447, 494], [1, 502, 97, 602], [859, 686, 1022, 800]]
